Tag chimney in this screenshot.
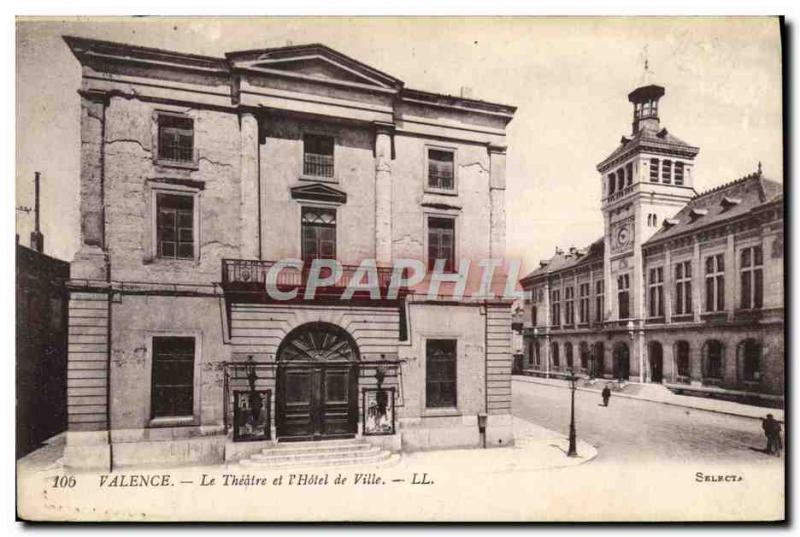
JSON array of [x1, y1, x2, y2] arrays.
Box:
[[29, 171, 44, 253], [460, 86, 473, 99]]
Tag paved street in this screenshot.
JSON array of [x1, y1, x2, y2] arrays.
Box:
[[513, 378, 784, 466]]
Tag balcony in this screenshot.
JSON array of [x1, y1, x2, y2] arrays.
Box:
[[221, 259, 403, 303]]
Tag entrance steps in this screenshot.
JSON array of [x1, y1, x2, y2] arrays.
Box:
[[239, 439, 399, 469]]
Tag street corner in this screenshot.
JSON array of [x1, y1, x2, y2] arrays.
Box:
[[498, 417, 599, 472]]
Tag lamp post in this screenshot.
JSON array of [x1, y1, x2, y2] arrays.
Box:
[[566, 369, 578, 457]]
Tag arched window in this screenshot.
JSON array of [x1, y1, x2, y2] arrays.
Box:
[[702, 340, 724, 380], [626, 162, 633, 186], [609, 173, 616, 195], [593, 342, 605, 377], [612, 342, 630, 380], [579, 342, 590, 370], [617, 168, 625, 191], [675, 341, 690, 379], [551, 342, 560, 368], [565, 342, 574, 370], [738, 339, 762, 382]]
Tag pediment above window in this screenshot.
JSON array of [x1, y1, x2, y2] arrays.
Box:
[[290, 182, 347, 204]]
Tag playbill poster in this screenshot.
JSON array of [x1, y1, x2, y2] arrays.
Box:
[[15, 16, 785, 522]]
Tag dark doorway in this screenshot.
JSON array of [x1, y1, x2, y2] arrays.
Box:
[[276, 322, 358, 441], [613, 342, 630, 380], [649, 341, 663, 383], [592, 342, 605, 378]]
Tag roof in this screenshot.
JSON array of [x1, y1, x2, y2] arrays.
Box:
[[597, 125, 699, 171], [645, 171, 783, 245], [521, 237, 605, 284], [63, 35, 516, 116]]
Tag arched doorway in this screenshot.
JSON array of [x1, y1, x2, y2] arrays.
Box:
[[612, 342, 630, 381], [648, 341, 663, 383], [276, 322, 359, 441], [592, 342, 605, 378]]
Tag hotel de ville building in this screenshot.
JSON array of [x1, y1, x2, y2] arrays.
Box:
[[62, 36, 517, 470], [520, 80, 784, 403]]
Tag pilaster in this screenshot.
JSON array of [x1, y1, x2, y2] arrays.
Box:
[[240, 111, 260, 259], [374, 123, 394, 265], [488, 145, 507, 262]]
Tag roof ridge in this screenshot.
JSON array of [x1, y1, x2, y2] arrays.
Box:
[[692, 171, 761, 200]]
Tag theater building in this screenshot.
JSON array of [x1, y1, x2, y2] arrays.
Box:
[[520, 81, 784, 401], [62, 37, 517, 470]]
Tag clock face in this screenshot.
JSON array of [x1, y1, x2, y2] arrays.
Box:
[[616, 226, 630, 248]]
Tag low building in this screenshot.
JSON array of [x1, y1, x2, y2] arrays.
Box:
[[62, 37, 517, 470], [520, 80, 784, 401]]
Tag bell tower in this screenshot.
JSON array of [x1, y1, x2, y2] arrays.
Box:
[[596, 77, 700, 325]]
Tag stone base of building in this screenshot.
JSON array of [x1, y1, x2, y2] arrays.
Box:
[[62, 431, 111, 471], [398, 413, 514, 451]]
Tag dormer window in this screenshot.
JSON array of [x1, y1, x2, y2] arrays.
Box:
[[663, 218, 680, 229], [303, 134, 335, 179], [689, 208, 708, 221], [157, 114, 195, 164], [649, 158, 659, 182], [721, 196, 742, 211]]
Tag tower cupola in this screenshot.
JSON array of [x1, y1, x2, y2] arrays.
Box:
[[628, 84, 664, 134]]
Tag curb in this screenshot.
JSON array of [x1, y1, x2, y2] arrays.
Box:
[[513, 375, 784, 423]]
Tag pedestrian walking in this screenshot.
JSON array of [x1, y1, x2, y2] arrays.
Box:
[[762, 414, 782, 455], [601, 385, 611, 407]]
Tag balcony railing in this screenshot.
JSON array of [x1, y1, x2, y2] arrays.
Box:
[[221, 259, 399, 298], [303, 153, 334, 178]]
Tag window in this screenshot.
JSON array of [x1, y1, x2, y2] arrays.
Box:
[[705, 254, 725, 312], [649, 158, 659, 182], [595, 280, 604, 322], [739, 339, 761, 382], [303, 134, 334, 178], [565, 342, 574, 369], [427, 217, 455, 272], [617, 274, 630, 320], [579, 342, 590, 370], [564, 286, 575, 326], [301, 207, 336, 264], [534, 341, 541, 367], [531, 306, 537, 327], [427, 149, 455, 191], [675, 341, 690, 377], [702, 340, 724, 380], [648, 267, 664, 318], [608, 173, 616, 195], [626, 162, 633, 186], [157, 193, 194, 259], [426, 339, 457, 408], [617, 168, 625, 191], [674, 261, 693, 315], [661, 160, 672, 183], [740, 246, 763, 309], [551, 289, 561, 327], [551, 342, 560, 368], [151, 336, 195, 418], [674, 162, 685, 186], [578, 283, 590, 324], [158, 115, 194, 163]]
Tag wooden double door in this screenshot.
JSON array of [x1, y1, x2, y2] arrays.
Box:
[[275, 323, 359, 441]]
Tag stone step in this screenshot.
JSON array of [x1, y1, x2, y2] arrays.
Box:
[[263, 440, 370, 457], [252, 445, 383, 463], [240, 450, 398, 470]]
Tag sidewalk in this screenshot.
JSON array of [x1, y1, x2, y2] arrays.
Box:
[[514, 375, 784, 423], [17, 417, 597, 479]]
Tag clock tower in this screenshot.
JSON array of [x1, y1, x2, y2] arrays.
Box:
[[597, 82, 699, 324]]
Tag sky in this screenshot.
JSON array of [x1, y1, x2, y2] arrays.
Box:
[[15, 17, 783, 275]]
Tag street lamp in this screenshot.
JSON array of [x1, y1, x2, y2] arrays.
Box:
[[566, 369, 579, 457]]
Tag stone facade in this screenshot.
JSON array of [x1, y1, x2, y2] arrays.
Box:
[[62, 37, 516, 469], [520, 82, 784, 402]]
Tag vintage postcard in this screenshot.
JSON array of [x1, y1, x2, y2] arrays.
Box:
[[15, 16, 785, 522]]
